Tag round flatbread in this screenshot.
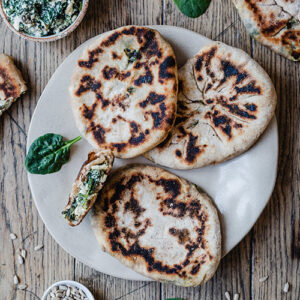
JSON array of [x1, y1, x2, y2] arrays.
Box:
[[233, 0, 300, 61], [145, 42, 277, 169], [91, 164, 221, 287], [70, 26, 178, 158]]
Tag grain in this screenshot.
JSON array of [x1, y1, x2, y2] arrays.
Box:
[[18, 284, 27, 290], [46, 284, 88, 299], [34, 244, 44, 251], [21, 249, 27, 259], [283, 282, 289, 293], [225, 291, 231, 300], [259, 275, 269, 282], [13, 275, 19, 285], [10, 233, 17, 240], [17, 255, 24, 265], [59, 285, 67, 290], [233, 293, 239, 300]]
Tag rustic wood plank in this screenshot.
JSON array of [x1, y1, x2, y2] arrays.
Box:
[[162, 0, 253, 299], [75, 263, 160, 300], [164, 0, 237, 40], [73, 0, 162, 299], [0, 13, 75, 300], [1, 0, 299, 299], [251, 39, 300, 300]]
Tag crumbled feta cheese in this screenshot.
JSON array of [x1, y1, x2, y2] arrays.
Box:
[[74, 205, 86, 217], [91, 163, 108, 170]]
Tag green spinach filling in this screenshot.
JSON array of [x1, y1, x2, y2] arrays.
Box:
[[62, 167, 104, 222], [3, 0, 83, 37], [124, 48, 141, 64]]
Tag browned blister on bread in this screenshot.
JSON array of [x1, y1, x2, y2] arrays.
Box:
[[62, 149, 114, 226], [233, 0, 300, 61], [91, 164, 221, 286], [145, 42, 277, 169], [0, 54, 27, 116], [70, 26, 178, 158]]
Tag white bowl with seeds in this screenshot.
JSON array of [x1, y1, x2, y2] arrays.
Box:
[[42, 280, 94, 300]]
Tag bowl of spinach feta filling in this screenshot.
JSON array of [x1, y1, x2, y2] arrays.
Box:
[[0, 0, 89, 41]]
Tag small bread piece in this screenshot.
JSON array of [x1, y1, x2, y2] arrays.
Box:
[[62, 149, 114, 226], [233, 0, 300, 61], [0, 54, 27, 116], [70, 25, 178, 158], [145, 41, 277, 169], [91, 164, 221, 286]]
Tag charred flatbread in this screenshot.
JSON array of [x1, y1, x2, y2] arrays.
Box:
[[145, 41, 277, 169], [70, 26, 178, 158], [233, 0, 300, 61], [91, 164, 221, 286], [62, 149, 114, 226], [0, 54, 27, 116]]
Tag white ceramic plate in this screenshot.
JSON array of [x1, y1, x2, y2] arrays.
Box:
[[27, 26, 278, 281]]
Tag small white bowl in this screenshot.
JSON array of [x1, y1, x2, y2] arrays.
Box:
[[42, 280, 95, 300], [0, 0, 89, 42]]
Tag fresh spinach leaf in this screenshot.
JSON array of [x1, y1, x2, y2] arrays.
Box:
[[25, 133, 81, 175], [173, 0, 211, 18]]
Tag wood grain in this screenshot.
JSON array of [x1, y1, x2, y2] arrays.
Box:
[[251, 37, 300, 300], [0, 0, 299, 299]]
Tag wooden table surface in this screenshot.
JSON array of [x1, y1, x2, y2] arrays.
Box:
[[0, 0, 299, 299]]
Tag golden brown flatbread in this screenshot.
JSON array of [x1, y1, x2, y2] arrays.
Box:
[[0, 54, 27, 116], [145, 42, 277, 169], [70, 26, 178, 158], [91, 164, 221, 286], [233, 0, 300, 61]]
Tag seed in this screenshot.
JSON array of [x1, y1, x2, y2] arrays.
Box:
[[283, 282, 289, 293], [21, 249, 27, 259], [10, 233, 17, 240], [225, 291, 231, 300], [59, 285, 67, 290], [17, 255, 24, 265], [18, 284, 27, 290], [13, 275, 19, 285], [233, 293, 239, 300], [34, 244, 44, 251], [46, 284, 88, 300], [259, 275, 269, 282]]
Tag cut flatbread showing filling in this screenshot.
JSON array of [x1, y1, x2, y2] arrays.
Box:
[[70, 26, 178, 159], [233, 0, 300, 61], [0, 54, 27, 116], [62, 149, 114, 226], [145, 42, 277, 169], [92, 164, 221, 287]]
